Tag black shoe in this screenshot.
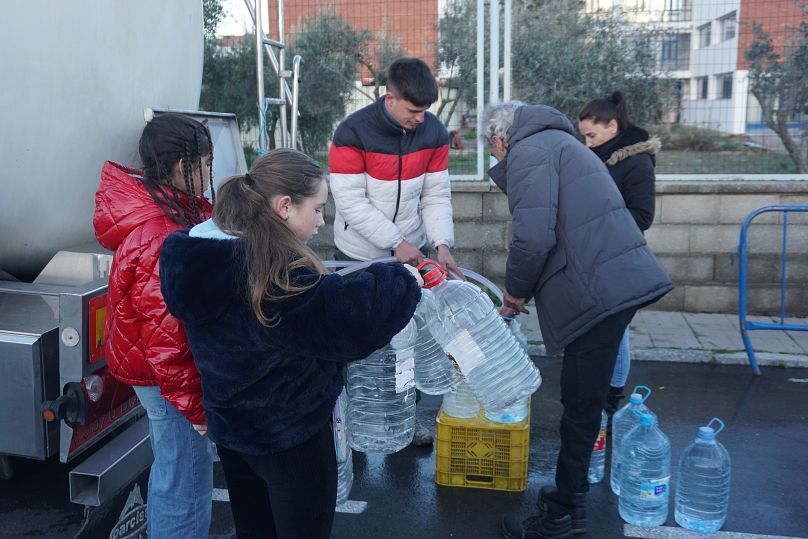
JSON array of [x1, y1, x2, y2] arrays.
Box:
[[604, 386, 625, 415], [501, 513, 573, 539], [538, 486, 587, 535]]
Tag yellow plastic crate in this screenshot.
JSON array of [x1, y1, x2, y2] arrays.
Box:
[[435, 407, 530, 492]]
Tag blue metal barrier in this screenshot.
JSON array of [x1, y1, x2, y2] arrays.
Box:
[[737, 204, 808, 375]]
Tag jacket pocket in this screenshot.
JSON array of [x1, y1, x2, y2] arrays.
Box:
[[537, 261, 597, 332], [536, 248, 566, 291]]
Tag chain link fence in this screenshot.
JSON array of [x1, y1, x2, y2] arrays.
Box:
[[212, 0, 808, 177]]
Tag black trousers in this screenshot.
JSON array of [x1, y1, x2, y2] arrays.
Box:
[[217, 423, 337, 539], [547, 306, 637, 510]]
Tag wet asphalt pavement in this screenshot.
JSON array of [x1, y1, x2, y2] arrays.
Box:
[[330, 358, 808, 539], [2, 357, 807, 538]]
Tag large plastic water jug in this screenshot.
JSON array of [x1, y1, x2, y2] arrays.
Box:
[[332, 390, 353, 505], [588, 410, 608, 483], [412, 288, 462, 395], [611, 385, 656, 495], [618, 413, 671, 527], [484, 396, 529, 424], [346, 318, 417, 453], [503, 316, 529, 353], [441, 380, 480, 419], [675, 417, 731, 533], [416, 261, 541, 415]]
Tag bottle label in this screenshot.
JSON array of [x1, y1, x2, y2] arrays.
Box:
[[592, 428, 606, 451], [332, 392, 348, 462], [395, 354, 415, 393], [640, 476, 669, 498], [443, 329, 485, 375]]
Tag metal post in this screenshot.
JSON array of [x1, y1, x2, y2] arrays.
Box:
[[476, 0, 485, 179], [291, 55, 302, 150], [277, 0, 288, 148], [488, 0, 500, 169], [503, 0, 511, 102], [489, 0, 500, 105], [255, 0, 267, 152]]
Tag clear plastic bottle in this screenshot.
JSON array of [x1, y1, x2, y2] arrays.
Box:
[[675, 418, 731, 533], [336, 447, 354, 506], [332, 390, 353, 505], [441, 380, 480, 419], [503, 316, 529, 353], [618, 413, 671, 527], [484, 396, 529, 424], [413, 288, 462, 395], [346, 318, 417, 453], [417, 261, 541, 415], [587, 410, 608, 483], [611, 385, 656, 495]]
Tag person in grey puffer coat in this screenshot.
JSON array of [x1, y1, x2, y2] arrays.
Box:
[[483, 101, 673, 539]]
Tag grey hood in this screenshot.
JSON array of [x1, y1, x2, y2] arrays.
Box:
[[509, 105, 575, 146]]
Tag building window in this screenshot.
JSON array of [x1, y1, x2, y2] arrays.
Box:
[[719, 12, 736, 41], [698, 23, 711, 48], [697, 77, 708, 99], [660, 34, 691, 71], [665, 0, 692, 22], [719, 73, 733, 99]]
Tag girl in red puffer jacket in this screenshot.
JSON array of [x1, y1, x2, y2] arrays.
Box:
[[93, 113, 214, 539]]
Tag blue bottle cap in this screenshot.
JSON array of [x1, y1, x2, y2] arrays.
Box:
[[697, 417, 724, 440], [638, 413, 654, 426], [629, 385, 652, 403]]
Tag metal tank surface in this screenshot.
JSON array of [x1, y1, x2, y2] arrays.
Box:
[[0, 1, 204, 278]]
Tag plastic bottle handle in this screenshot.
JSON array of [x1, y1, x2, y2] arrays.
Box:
[[706, 417, 725, 435], [416, 259, 446, 289], [631, 385, 652, 403]]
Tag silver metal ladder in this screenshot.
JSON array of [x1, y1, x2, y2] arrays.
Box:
[[243, 0, 301, 151]]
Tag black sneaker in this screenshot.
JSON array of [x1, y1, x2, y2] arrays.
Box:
[[501, 513, 573, 539], [410, 420, 434, 447], [538, 486, 587, 535]]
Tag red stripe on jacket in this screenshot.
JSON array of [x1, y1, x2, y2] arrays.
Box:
[[329, 144, 449, 181]]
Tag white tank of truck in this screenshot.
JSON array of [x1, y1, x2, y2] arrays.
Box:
[[0, 3, 207, 535], [0, 1, 203, 278]]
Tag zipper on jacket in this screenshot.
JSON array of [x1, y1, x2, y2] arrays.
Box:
[[392, 129, 405, 223]]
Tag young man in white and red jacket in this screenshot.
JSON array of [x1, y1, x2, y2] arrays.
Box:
[[328, 57, 462, 446]]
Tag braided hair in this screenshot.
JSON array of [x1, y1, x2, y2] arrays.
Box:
[[138, 113, 214, 227]]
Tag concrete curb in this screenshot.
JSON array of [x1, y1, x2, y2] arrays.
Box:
[[528, 344, 808, 369]]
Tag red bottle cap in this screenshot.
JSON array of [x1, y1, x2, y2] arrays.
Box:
[[416, 259, 446, 289]]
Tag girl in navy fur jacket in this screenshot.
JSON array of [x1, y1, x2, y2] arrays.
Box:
[[159, 148, 421, 539]]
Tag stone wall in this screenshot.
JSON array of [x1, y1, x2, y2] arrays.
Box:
[[310, 179, 808, 315]]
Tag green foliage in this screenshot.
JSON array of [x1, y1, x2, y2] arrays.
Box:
[[439, 0, 482, 111], [203, 0, 225, 40], [510, 0, 669, 127], [200, 36, 277, 132], [287, 9, 371, 153], [439, 0, 670, 129], [648, 124, 728, 152], [200, 6, 402, 153], [745, 16, 808, 172]]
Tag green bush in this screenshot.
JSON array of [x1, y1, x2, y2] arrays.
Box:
[[648, 124, 765, 153]]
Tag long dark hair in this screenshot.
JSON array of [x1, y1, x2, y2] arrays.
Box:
[[214, 148, 327, 326], [138, 113, 214, 227], [578, 89, 634, 132]]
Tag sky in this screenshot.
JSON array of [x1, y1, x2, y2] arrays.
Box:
[[217, 0, 253, 36]]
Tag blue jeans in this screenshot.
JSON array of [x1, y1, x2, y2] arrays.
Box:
[[610, 326, 631, 388], [134, 385, 214, 539]]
